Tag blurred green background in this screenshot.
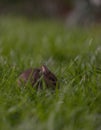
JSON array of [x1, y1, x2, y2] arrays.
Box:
[[0, 1, 101, 130]]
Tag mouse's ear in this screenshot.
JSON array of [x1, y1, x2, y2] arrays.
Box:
[[41, 65, 49, 74]]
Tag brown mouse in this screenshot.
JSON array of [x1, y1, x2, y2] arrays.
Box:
[[17, 65, 58, 90]]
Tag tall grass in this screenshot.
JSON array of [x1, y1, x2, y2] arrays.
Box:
[[0, 16, 101, 130]]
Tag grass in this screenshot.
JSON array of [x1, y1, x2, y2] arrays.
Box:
[[0, 16, 101, 130]]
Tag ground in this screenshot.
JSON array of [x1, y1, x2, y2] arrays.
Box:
[[0, 16, 101, 130]]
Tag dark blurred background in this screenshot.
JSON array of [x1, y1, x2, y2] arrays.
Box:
[[0, 0, 101, 25]]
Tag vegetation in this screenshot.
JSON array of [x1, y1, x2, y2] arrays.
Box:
[[0, 16, 101, 130]]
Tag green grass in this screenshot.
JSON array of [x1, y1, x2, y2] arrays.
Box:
[[0, 16, 101, 130]]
